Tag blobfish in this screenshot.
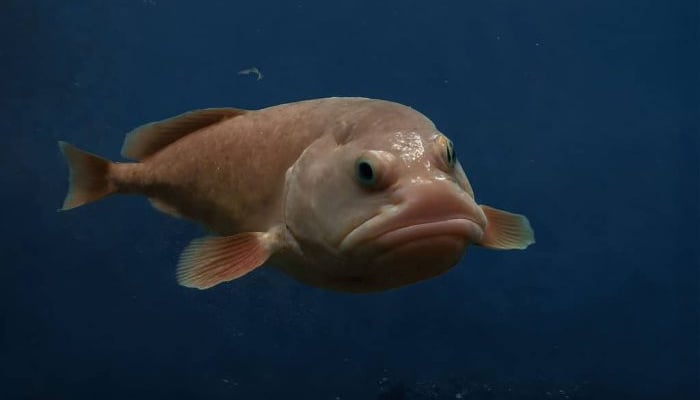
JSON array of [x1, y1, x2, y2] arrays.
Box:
[[59, 97, 535, 293]]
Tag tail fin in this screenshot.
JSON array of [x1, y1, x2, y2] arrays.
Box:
[[58, 141, 117, 211]]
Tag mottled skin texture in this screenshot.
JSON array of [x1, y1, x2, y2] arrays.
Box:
[[101, 97, 517, 292], [113, 98, 349, 234]]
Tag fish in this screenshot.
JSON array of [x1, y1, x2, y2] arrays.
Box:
[[58, 97, 535, 293]]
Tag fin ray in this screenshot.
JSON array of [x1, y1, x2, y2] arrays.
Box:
[[176, 233, 272, 289], [478, 205, 535, 250], [121, 108, 247, 160]]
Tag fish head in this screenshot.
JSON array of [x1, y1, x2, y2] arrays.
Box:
[[283, 110, 485, 291]]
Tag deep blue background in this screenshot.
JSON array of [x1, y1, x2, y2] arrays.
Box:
[[1, 1, 697, 399]]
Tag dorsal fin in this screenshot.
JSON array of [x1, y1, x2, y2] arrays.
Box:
[[121, 108, 247, 160]]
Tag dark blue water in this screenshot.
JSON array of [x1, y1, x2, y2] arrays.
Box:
[[1, 1, 697, 399]]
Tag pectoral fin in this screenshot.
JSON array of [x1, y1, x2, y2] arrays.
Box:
[[478, 205, 535, 250], [176, 231, 276, 289]]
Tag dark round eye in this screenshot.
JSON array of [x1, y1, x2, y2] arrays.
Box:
[[355, 158, 376, 187], [445, 139, 456, 168]]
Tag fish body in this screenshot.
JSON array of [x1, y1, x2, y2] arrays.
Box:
[[59, 97, 534, 293]]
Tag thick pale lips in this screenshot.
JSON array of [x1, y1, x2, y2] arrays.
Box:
[[338, 182, 486, 253], [372, 218, 483, 248], [339, 214, 484, 253]]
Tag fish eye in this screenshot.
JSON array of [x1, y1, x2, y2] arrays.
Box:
[[355, 158, 377, 187], [445, 139, 456, 167], [353, 151, 397, 190], [439, 136, 456, 168]]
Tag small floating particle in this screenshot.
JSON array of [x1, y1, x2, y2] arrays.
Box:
[[238, 67, 263, 81]]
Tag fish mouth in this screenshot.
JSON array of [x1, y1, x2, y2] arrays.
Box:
[[338, 182, 486, 254], [339, 213, 484, 254], [372, 218, 483, 248]]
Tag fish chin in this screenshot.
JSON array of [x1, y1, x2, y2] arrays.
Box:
[[356, 232, 472, 290], [371, 234, 467, 279]]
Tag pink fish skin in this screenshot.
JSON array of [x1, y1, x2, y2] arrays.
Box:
[[59, 97, 534, 293]]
